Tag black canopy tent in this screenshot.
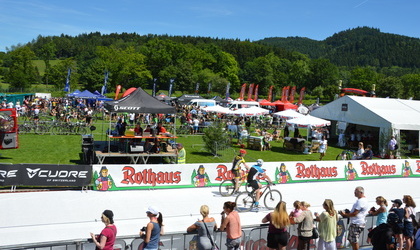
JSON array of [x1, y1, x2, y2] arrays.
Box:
[[104, 87, 176, 114], [103, 87, 177, 157]]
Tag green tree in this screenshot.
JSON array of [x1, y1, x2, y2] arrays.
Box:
[[401, 74, 420, 99], [348, 67, 379, 91], [307, 58, 339, 89], [49, 58, 78, 91], [5, 46, 39, 88], [376, 76, 404, 98], [38, 41, 57, 85]]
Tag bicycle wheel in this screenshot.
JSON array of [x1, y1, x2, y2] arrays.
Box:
[[34, 125, 47, 135], [219, 180, 236, 197], [235, 192, 254, 212], [264, 189, 282, 210], [50, 126, 61, 135]]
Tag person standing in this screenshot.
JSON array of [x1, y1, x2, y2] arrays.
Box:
[[314, 199, 338, 250], [403, 195, 416, 250], [231, 149, 250, 194], [176, 143, 186, 164], [339, 186, 369, 250], [262, 201, 290, 250], [389, 199, 405, 250], [319, 135, 328, 160], [388, 135, 398, 158], [368, 196, 388, 227], [90, 210, 117, 250], [187, 205, 217, 250], [290, 201, 314, 250], [140, 206, 164, 250], [220, 201, 242, 250]]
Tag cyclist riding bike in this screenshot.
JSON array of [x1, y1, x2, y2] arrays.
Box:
[[231, 149, 250, 194], [247, 159, 273, 208]]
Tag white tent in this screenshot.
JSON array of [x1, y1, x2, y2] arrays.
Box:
[[311, 96, 420, 155], [228, 106, 270, 116], [286, 115, 331, 128], [201, 105, 231, 114], [273, 109, 306, 119]]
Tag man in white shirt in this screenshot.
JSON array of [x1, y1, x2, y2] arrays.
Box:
[[339, 186, 369, 250]]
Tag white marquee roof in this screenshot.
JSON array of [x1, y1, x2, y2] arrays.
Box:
[[311, 96, 420, 130]]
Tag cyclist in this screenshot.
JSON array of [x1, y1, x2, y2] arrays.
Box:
[[247, 159, 273, 208], [231, 149, 250, 194]]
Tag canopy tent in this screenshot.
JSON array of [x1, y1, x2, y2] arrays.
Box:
[[155, 93, 172, 102], [310, 95, 420, 154], [259, 99, 276, 106], [104, 87, 176, 114], [273, 109, 306, 119], [67, 90, 81, 97], [212, 96, 229, 104], [228, 106, 270, 116], [286, 115, 331, 128], [201, 105, 231, 114], [176, 94, 203, 104], [77, 90, 98, 99]]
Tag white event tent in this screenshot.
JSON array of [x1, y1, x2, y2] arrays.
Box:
[[310, 95, 420, 155]]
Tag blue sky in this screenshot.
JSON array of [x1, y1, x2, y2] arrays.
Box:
[[0, 0, 419, 52]]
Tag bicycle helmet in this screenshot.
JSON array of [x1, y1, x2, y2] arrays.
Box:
[[239, 149, 247, 154], [257, 159, 264, 166]]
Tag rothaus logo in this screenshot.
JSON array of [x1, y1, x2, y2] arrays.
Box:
[[114, 105, 141, 111], [26, 168, 88, 179]]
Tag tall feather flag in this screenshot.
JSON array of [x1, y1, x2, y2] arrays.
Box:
[[289, 86, 296, 103], [207, 82, 212, 94], [253, 84, 259, 101], [268, 85, 274, 102], [168, 79, 174, 97], [298, 87, 306, 104], [64, 68, 71, 92], [152, 78, 157, 97], [195, 82, 200, 94], [247, 83, 254, 101], [225, 82, 231, 100], [239, 83, 247, 100], [101, 71, 109, 95]]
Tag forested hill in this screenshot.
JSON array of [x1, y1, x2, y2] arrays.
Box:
[[257, 27, 420, 68]]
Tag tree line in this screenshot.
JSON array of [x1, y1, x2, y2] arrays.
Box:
[[0, 27, 419, 100]]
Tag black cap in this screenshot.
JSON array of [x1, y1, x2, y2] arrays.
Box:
[[391, 199, 402, 206], [103, 210, 114, 224]]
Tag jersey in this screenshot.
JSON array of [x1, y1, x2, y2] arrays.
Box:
[[247, 165, 264, 182], [232, 155, 246, 171]]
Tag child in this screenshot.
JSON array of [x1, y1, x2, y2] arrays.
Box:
[[289, 200, 302, 218]]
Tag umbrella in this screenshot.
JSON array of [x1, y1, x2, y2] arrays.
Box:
[[229, 106, 270, 116], [201, 105, 231, 114], [286, 115, 331, 128], [273, 109, 306, 119]]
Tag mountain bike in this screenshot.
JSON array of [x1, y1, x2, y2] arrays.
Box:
[[235, 183, 282, 212], [219, 170, 250, 197]]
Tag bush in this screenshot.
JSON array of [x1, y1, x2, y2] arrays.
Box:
[[202, 121, 231, 156]]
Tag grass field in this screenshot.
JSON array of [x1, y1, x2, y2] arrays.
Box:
[[0, 120, 345, 165]]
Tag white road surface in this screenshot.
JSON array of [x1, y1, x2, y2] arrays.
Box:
[[1, 177, 419, 247]]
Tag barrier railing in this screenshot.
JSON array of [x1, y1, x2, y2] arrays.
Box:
[[3, 213, 405, 250]]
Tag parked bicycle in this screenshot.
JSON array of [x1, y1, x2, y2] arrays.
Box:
[[235, 183, 282, 212], [218, 170, 250, 197]]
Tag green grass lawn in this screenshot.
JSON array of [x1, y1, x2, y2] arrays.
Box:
[[0, 122, 344, 165]]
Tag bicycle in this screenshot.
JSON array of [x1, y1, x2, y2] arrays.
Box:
[[235, 183, 282, 212], [218, 170, 251, 197], [336, 149, 356, 160]]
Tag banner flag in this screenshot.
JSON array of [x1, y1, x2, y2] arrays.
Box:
[[289, 86, 296, 103], [169, 79, 174, 97], [152, 78, 157, 97], [253, 84, 259, 101], [207, 82, 212, 94], [195, 82, 199, 94], [225, 82, 230, 100], [239, 83, 247, 101], [298, 87, 306, 104], [247, 83, 254, 101], [101, 71, 109, 95], [268, 85, 274, 102], [64, 68, 71, 92]]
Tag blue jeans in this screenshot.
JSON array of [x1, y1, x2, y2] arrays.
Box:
[[226, 237, 241, 250]]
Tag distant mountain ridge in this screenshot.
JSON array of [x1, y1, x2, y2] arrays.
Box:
[[257, 26, 420, 68]]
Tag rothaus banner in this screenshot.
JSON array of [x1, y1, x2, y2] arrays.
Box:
[[0, 164, 92, 186], [92, 159, 420, 191]]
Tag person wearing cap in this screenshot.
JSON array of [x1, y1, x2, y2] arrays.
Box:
[[176, 143, 186, 164], [90, 209, 117, 250], [246, 159, 272, 209], [231, 149, 250, 194], [389, 198, 404, 250], [140, 206, 164, 250], [339, 186, 369, 250]]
